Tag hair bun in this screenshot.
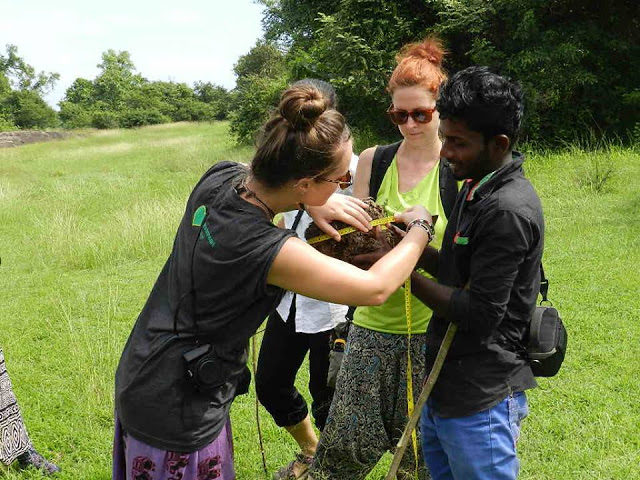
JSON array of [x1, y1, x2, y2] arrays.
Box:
[[397, 37, 445, 67], [279, 85, 329, 131]]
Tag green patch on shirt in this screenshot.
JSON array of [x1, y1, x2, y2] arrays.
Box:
[[454, 235, 469, 245], [192, 205, 207, 227]]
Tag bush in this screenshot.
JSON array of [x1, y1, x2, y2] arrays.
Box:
[[2, 90, 58, 129], [0, 113, 16, 132], [118, 108, 170, 128], [91, 110, 119, 129], [59, 101, 92, 129]]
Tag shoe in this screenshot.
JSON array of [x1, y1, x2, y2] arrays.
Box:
[[16, 448, 61, 476], [272, 452, 313, 480]]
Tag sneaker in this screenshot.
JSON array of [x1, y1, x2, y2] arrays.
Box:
[[272, 453, 313, 480], [16, 448, 61, 476]]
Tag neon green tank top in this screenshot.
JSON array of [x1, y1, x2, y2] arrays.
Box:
[[353, 156, 449, 334]]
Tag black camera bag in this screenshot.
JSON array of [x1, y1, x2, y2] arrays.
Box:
[[526, 265, 567, 377]]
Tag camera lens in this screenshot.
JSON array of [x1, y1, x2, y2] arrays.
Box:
[[197, 358, 220, 386]]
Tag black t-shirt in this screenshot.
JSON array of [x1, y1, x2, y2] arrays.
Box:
[[115, 161, 295, 452]]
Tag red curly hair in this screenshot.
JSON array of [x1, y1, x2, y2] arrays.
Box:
[[388, 36, 447, 94]]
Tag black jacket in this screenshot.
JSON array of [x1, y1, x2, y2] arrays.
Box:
[[427, 153, 543, 417]]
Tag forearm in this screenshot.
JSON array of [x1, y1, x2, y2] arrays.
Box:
[[416, 245, 439, 277], [408, 271, 454, 317], [367, 228, 430, 300]]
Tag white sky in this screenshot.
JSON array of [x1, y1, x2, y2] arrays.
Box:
[[0, 0, 266, 109]]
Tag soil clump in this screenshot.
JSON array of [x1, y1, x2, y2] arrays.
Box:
[[305, 198, 399, 265]]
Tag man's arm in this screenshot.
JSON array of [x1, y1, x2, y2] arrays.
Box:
[[416, 245, 440, 277], [407, 271, 453, 316], [413, 209, 534, 336]]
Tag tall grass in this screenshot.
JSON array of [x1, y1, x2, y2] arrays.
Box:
[[0, 123, 638, 479]]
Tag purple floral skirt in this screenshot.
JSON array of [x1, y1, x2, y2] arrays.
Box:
[[112, 415, 235, 480]]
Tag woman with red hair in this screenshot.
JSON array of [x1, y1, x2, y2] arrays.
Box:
[[309, 36, 458, 480]]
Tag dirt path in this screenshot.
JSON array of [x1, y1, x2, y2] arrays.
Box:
[[0, 130, 74, 148]]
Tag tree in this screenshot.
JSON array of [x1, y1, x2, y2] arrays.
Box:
[[233, 40, 287, 79], [93, 50, 144, 110], [0, 44, 59, 129], [230, 40, 289, 143], [251, 0, 640, 144], [0, 44, 59, 95], [435, 0, 640, 141], [193, 82, 232, 119]]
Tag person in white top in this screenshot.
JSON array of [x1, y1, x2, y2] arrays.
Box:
[[255, 78, 359, 480]]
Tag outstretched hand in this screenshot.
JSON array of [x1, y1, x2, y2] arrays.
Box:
[[351, 226, 399, 270], [306, 194, 372, 241]]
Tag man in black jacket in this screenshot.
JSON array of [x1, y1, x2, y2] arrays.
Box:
[[407, 66, 544, 479]]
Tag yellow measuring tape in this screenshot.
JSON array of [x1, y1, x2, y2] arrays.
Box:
[[308, 215, 419, 468], [404, 275, 420, 472], [306, 215, 396, 245]]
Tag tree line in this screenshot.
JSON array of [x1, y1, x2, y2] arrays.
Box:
[[2, 0, 638, 146], [0, 46, 232, 131]]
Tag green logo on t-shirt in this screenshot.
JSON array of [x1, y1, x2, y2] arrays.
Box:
[[192, 205, 207, 227]]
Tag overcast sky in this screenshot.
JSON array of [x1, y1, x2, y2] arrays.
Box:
[[0, 0, 266, 109]]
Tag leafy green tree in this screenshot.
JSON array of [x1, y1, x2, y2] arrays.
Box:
[[257, 1, 442, 136], [0, 44, 59, 129], [435, 0, 640, 141], [193, 82, 232, 120], [64, 78, 95, 106], [251, 0, 640, 144], [93, 50, 145, 111], [229, 74, 289, 144], [233, 40, 287, 79], [230, 40, 289, 143], [0, 44, 59, 95]]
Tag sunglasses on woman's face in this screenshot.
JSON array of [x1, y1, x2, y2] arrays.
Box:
[[386, 104, 436, 125], [316, 170, 353, 190]]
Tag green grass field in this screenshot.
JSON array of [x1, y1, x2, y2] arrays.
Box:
[[0, 122, 638, 479]]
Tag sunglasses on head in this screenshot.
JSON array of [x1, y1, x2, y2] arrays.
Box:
[[386, 104, 436, 125], [316, 170, 353, 190]]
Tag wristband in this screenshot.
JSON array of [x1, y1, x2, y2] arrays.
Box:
[[406, 218, 434, 243]]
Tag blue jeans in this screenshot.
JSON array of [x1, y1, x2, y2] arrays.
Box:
[[420, 392, 529, 480]]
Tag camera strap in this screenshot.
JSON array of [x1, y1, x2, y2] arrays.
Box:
[[285, 209, 306, 324]]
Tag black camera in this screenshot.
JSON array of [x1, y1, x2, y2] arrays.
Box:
[[183, 343, 251, 400], [183, 344, 222, 392]]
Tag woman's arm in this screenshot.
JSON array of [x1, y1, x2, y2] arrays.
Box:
[[267, 207, 432, 306], [352, 147, 376, 199]]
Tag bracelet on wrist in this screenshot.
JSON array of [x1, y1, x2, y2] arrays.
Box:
[[407, 218, 434, 242]]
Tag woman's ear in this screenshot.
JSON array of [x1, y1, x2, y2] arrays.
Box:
[[294, 178, 313, 191], [293, 177, 314, 201]]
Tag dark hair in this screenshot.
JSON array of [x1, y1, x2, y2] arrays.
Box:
[[251, 83, 350, 189], [437, 66, 524, 144], [292, 78, 338, 109], [388, 36, 447, 94]]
